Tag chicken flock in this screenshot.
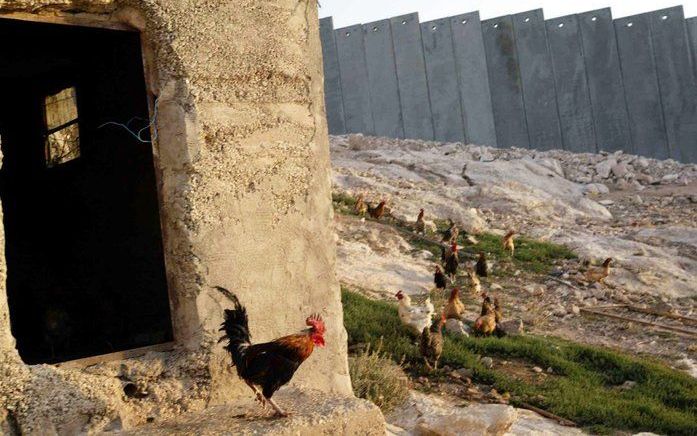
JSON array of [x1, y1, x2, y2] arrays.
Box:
[[354, 195, 613, 372], [215, 194, 614, 418]]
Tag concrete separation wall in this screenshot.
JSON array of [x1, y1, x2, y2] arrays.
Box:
[[615, 14, 670, 159], [482, 15, 530, 148], [546, 14, 596, 153], [577, 8, 632, 153], [320, 4, 697, 163], [363, 19, 403, 138], [647, 7, 697, 163], [335, 24, 375, 134], [320, 17, 346, 135], [512, 9, 562, 150], [390, 13, 435, 140], [422, 17, 465, 142], [449, 12, 497, 146]]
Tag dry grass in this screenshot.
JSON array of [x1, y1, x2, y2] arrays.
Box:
[[348, 342, 410, 413]]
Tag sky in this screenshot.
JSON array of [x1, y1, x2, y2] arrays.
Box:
[[319, 0, 697, 28]]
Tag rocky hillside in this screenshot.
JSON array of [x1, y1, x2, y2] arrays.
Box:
[[331, 134, 696, 370], [331, 134, 697, 299]]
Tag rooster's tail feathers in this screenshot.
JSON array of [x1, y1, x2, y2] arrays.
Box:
[[217, 287, 251, 365]]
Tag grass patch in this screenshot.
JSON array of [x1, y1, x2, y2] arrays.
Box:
[[342, 289, 697, 435], [349, 342, 410, 413], [473, 233, 577, 275]]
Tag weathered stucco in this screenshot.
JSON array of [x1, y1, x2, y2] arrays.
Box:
[[0, 1, 374, 433]]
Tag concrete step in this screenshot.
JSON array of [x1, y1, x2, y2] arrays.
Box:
[[116, 388, 385, 435]]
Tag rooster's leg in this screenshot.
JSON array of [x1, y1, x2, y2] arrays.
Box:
[[245, 381, 266, 408], [266, 397, 289, 417]]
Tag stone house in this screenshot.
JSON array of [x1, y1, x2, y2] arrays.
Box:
[[0, 0, 383, 433]]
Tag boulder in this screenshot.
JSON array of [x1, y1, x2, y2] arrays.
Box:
[[611, 162, 630, 178], [595, 158, 617, 179], [445, 319, 470, 337], [583, 183, 610, 196], [498, 319, 524, 336], [414, 403, 518, 436], [661, 173, 679, 183]]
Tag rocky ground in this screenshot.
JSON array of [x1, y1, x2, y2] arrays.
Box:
[[331, 134, 697, 434]]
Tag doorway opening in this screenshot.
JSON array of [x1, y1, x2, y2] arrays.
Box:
[[0, 17, 173, 364]]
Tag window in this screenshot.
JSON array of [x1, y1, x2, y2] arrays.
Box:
[[44, 87, 80, 167]]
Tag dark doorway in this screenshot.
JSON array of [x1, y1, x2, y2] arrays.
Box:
[[0, 18, 173, 364]]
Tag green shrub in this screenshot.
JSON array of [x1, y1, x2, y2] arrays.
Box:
[[349, 342, 410, 413]]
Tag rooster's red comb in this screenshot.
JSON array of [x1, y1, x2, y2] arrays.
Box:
[[306, 313, 325, 334]]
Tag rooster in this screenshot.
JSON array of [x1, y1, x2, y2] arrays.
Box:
[[441, 219, 459, 244], [476, 252, 489, 277], [217, 287, 325, 417], [474, 293, 497, 336], [396, 290, 434, 336], [585, 257, 613, 284], [440, 243, 452, 263], [434, 265, 447, 290], [444, 288, 465, 321], [502, 230, 516, 256], [368, 200, 387, 220], [420, 314, 445, 371], [415, 209, 426, 235], [354, 194, 367, 216], [444, 242, 459, 281]]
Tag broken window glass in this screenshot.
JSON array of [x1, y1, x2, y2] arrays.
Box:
[[44, 87, 80, 167]]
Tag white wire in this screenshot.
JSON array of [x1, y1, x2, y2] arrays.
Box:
[[97, 96, 159, 144]]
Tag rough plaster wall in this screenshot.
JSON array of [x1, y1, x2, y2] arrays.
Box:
[[0, 0, 352, 433]]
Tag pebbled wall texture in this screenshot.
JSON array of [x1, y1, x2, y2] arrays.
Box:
[[0, 0, 357, 433]]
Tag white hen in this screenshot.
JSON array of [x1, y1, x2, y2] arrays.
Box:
[[395, 290, 434, 335]]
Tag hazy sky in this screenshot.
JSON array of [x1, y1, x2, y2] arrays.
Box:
[[319, 1, 697, 28]]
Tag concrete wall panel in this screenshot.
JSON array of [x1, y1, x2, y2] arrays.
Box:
[[390, 13, 435, 140], [648, 7, 697, 163], [421, 18, 465, 142], [615, 14, 669, 159], [546, 15, 596, 153], [686, 17, 697, 82], [335, 24, 375, 134], [512, 9, 562, 150], [363, 19, 404, 138], [577, 9, 631, 153], [449, 12, 497, 146], [319, 17, 346, 135], [482, 16, 529, 148]]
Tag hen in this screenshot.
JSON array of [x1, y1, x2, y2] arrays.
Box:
[[396, 290, 434, 336], [368, 200, 387, 220], [443, 242, 459, 281], [493, 297, 503, 323], [415, 209, 426, 235], [441, 220, 459, 244], [354, 194, 368, 216], [475, 252, 489, 277], [420, 314, 445, 370], [502, 230, 516, 256], [474, 293, 497, 336], [466, 268, 481, 295], [585, 257, 613, 284], [434, 264, 447, 290], [444, 287, 465, 321], [217, 287, 325, 417]]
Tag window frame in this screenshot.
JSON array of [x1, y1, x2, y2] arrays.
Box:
[[43, 85, 82, 168]]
